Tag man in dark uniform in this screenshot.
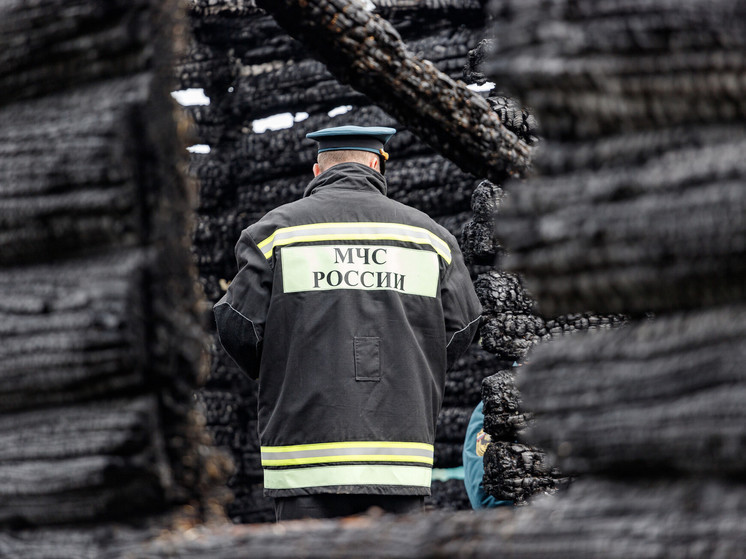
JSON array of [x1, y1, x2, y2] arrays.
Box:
[[214, 125, 482, 521]]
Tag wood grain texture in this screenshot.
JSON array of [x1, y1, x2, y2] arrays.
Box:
[[520, 306, 746, 476]]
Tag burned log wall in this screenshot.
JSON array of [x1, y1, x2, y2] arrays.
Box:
[[0, 0, 225, 537], [475, 0, 746, 553], [179, 0, 502, 519], [461, 176, 626, 504]]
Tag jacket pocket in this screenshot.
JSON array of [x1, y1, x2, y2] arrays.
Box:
[[354, 336, 381, 382]]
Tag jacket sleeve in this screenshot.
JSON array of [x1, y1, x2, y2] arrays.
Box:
[[213, 228, 273, 380], [441, 241, 482, 371], [462, 401, 513, 509]]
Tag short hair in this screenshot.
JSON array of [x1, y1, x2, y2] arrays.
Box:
[[317, 149, 377, 171]]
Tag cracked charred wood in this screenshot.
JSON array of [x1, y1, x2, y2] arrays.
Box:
[[479, 313, 544, 362], [231, 58, 367, 122], [475, 275, 533, 352], [475, 272, 534, 316], [375, 0, 485, 27], [387, 158, 476, 216], [178, 41, 233, 95], [480, 309, 626, 362], [195, 391, 244, 430], [496, 136, 746, 317], [195, 386, 262, 488], [463, 39, 494, 86], [0, 399, 155, 464], [193, 212, 245, 277], [461, 181, 506, 265], [481, 0, 746, 317], [519, 306, 746, 477], [461, 220, 498, 266], [435, 211, 474, 241], [0, 399, 173, 525], [189, 153, 234, 212], [256, 0, 532, 184], [481, 370, 532, 440], [470, 180, 505, 221], [475, 267, 625, 358], [183, 1, 484, 78], [482, 441, 567, 504], [485, 96, 538, 147], [212, 102, 477, 186], [217, 106, 395, 180]]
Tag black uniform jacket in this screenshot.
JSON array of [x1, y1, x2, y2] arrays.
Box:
[[214, 163, 482, 497]]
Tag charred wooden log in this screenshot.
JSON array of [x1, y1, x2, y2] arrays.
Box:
[[480, 313, 543, 362], [460, 180, 506, 266], [461, 220, 498, 266], [0, 0, 160, 104], [481, 370, 532, 440], [519, 305, 746, 477], [5, 476, 746, 558], [255, 0, 532, 184], [481, 0, 746, 318], [496, 137, 746, 317], [484, 0, 746, 140], [0, 76, 151, 266], [0, 252, 148, 412], [0, 0, 227, 531], [475, 272, 534, 316], [482, 441, 567, 504], [477, 269, 627, 361], [457, 93, 536, 266]]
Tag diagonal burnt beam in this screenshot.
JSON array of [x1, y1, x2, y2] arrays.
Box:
[[255, 0, 532, 183]]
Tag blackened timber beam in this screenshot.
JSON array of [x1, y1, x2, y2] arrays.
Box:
[[254, 0, 532, 184]]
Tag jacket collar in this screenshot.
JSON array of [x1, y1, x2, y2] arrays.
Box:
[[303, 162, 387, 198]]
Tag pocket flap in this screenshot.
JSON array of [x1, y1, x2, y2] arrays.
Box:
[[354, 336, 381, 382]]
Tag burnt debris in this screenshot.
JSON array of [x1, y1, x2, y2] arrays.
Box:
[[0, 0, 228, 535]]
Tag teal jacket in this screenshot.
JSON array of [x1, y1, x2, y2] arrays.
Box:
[[463, 401, 512, 509]]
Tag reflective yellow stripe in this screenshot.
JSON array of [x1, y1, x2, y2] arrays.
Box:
[[263, 464, 432, 490], [261, 441, 435, 467], [262, 454, 434, 466], [262, 441, 433, 452], [257, 222, 452, 263]]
